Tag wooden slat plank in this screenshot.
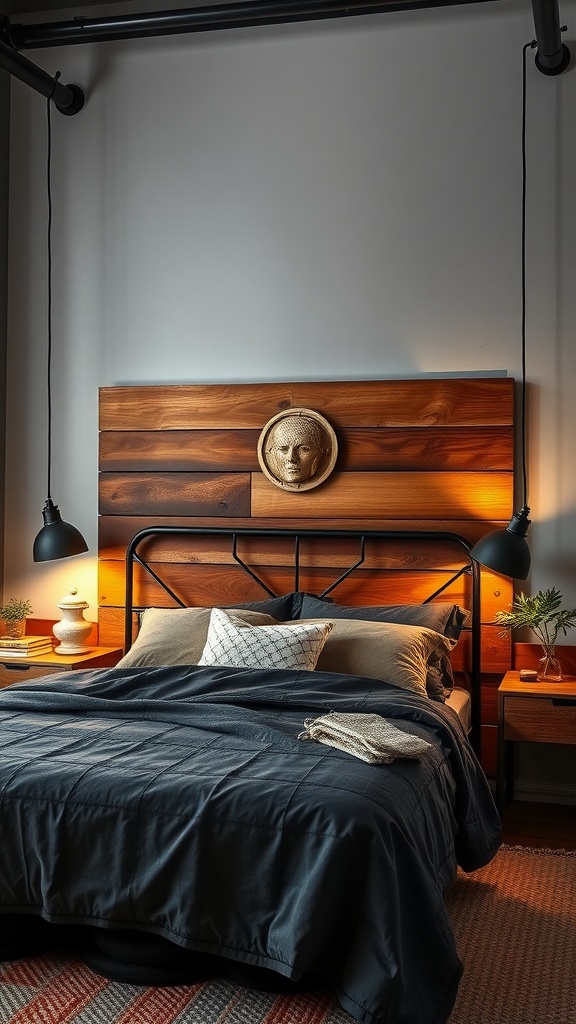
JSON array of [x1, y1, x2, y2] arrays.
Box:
[[99, 430, 261, 472], [97, 532, 477, 571], [99, 560, 503, 616], [99, 378, 514, 431], [99, 425, 514, 473], [99, 562, 473, 606], [434, 630, 510, 673], [480, 624, 512, 673], [339, 426, 513, 471], [99, 473, 251, 517], [481, 570, 514, 626], [25, 617, 99, 645], [251, 471, 513, 520], [98, 515, 509, 556], [480, 673, 500, 725], [100, 560, 511, 624], [98, 607, 135, 649], [514, 642, 576, 674], [480, 571, 514, 670]]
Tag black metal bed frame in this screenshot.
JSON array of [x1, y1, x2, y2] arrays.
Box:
[[124, 526, 481, 752]]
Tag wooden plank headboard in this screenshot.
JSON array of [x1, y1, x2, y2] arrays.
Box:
[[98, 377, 515, 773]]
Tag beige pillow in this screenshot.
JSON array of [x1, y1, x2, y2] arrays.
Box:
[[198, 608, 333, 671], [295, 618, 456, 697], [117, 606, 280, 668]]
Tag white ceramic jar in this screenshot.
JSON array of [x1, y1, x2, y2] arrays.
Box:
[[53, 588, 92, 655]]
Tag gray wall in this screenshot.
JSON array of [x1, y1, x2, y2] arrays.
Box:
[[4, 3, 576, 626]]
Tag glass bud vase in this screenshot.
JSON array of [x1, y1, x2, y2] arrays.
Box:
[[537, 645, 563, 682]]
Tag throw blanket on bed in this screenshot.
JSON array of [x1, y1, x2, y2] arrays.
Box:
[[298, 710, 433, 762], [0, 665, 501, 1024]]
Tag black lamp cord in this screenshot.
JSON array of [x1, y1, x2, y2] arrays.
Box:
[[45, 81, 60, 505], [520, 40, 536, 513]]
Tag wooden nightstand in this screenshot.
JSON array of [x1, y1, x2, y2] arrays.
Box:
[[0, 647, 123, 689], [497, 670, 576, 814]]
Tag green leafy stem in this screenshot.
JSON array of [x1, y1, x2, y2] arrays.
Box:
[[494, 587, 576, 650]]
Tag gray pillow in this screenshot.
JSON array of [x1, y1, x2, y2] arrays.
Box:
[[234, 594, 298, 620], [136, 593, 296, 632], [297, 595, 467, 639], [117, 606, 280, 668], [296, 596, 467, 700], [294, 618, 456, 698]]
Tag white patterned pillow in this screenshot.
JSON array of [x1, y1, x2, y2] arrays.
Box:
[[198, 608, 333, 671]]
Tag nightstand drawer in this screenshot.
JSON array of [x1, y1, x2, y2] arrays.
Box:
[[0, 647, 122, 688], [504, 696, 576, 744], [0, 665, 58, 688]]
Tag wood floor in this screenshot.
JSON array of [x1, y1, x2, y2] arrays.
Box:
[[501, 801, 576, 851]]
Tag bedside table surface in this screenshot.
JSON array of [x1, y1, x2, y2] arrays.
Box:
[[0, 646, 124, 689], [0, 647, 122, 670], [499, 670, 576, 699]]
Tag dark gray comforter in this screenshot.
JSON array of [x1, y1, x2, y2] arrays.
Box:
[[0, 665, 501, 1024]]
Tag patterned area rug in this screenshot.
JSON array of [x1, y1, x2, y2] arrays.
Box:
[[0, 846, 574, 1024]]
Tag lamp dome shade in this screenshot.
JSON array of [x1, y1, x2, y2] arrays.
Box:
[[33, 498, 88, 562], [470, 507, 531, 580]]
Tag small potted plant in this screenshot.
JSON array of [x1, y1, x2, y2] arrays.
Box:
[[0, 597, 33, 639], [494, 587, 576, 681]]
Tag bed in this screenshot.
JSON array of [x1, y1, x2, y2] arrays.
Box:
[[0, 378, 512, 1023], [0, 524, 501, 1024]]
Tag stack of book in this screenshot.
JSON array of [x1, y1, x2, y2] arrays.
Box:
[[0, 635, 54, 658]]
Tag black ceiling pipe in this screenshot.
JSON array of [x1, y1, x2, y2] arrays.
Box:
[[1, 0, 567, 104], [531, 0, 570, 75], [4, 0, 496, 50], [0, 36, 84, 112]]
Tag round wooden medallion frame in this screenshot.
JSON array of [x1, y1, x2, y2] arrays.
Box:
[[257, 408, 338, 492]]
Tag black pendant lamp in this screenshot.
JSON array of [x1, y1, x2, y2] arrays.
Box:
[[470, 506, 531, 582], [33, 89, 88, 563], [472, 9, 570, 580], [471, 41, 537, 582], [33, 497, 88, 562]]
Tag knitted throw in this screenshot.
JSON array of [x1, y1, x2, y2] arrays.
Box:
[[298, 711, 432, 764]]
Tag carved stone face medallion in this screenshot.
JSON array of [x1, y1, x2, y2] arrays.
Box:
[[257, 408, 338, 491]]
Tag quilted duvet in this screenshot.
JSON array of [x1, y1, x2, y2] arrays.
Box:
[[0, 664, 501, 1024]]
